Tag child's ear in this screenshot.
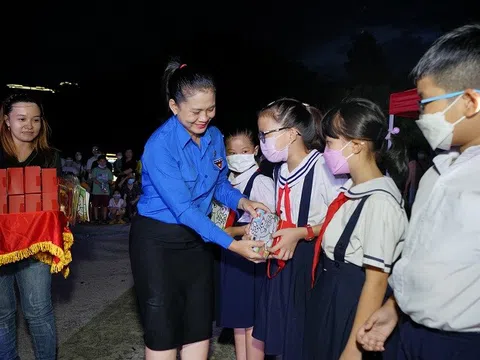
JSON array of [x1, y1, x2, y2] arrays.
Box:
[[254, 145, 259, 156], [464, 88, 480, 117]]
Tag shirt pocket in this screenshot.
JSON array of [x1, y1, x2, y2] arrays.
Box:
[[180, 166, 199, 191]]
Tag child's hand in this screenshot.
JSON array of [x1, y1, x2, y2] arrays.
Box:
[[268, 227, 304, 261], [357, 298, 399, 352]]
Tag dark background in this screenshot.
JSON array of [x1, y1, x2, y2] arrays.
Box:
[[2, 0, 479, 158]]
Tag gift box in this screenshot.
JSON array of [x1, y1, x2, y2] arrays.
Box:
[[7, 168, 24, 195], [41, 169, 58, 193], [42, 192, 59, 211], [25, 166, 42, 194], [8, 195, 25, 213], [25, 193, 42, 212], [0, 194, 7, 214], [0, 169, 6, 196]]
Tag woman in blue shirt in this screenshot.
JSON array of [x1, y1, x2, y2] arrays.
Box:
[[129, 59, 267, 360]]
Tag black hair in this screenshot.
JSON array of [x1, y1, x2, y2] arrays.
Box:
[[225, 129, 257, 148], [322, 98, 408, 190], [258, 98, 324, 150], [162, 57, 216, 106], [97, 155, 107, 161], [411, 24, 480, 90]]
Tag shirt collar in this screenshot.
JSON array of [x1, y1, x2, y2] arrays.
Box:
[[173, 115, 212, 150], [279, 149, 320, 187], [228, 165, 259, 186], [340, 176, 403, 206], [433, 145, 480, 175]]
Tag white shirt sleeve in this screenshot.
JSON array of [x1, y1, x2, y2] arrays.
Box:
[[108, 198, 115, 208], [250, 175, 275, 212], [360, 196, 406, 273]]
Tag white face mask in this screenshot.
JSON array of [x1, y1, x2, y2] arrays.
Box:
[[415, 95, 466, 151], [226, 154, 256, 173]]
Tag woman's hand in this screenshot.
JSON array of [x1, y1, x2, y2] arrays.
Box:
[[237, 198, 270, 218], [268, 227, 306, 261], [228, 239, 266, 263]]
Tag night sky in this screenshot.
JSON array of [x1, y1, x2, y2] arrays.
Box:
[[2, 0, 479, 158]]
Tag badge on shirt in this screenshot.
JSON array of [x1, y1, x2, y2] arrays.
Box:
[[213, 158, 223, 169]]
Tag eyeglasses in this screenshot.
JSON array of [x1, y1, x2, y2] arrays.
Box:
[[418, 91, 465, 113], [258, 127, 290, 143], [418, 89, 480, 113]]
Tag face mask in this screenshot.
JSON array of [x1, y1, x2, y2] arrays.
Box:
[[127, 178, 135, 185], [114, 194, 121, 199], [260, 132, 290, 163], [227, 154, 256, 173], [323, 142, 354, 175], [415, 95, 466, 151], [75, 155, 82, 161]]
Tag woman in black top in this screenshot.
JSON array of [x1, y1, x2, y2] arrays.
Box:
[[0, 93, 60, 360]]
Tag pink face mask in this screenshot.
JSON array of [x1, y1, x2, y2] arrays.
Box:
[[260, 132, 290, 163], [323, 142, 353, 175]]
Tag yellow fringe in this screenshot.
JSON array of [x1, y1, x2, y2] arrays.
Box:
[[0, 231, 74, 279]]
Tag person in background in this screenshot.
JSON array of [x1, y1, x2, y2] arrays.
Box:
[[0, 92, 61, 360], [118, 173, 141, 220], [108, 189, 126, 224], [113, 151, 123, 177], [90, 155, 113, 223], [62, 156, 79, 176], [218, 129, 275, 360], [117, 149, 136, 183], [357, 24, 480, 360], [86, 145, 100, 176], [129, 59, 267, 360], [73, 151, 86, 180]]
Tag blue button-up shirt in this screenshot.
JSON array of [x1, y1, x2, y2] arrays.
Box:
[[138, 115, 244, 249]]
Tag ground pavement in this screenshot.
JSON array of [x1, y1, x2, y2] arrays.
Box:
[[16, 224, 236, 360]]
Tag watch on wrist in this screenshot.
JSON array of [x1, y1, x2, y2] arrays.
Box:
[[305, 224, 315, 241]]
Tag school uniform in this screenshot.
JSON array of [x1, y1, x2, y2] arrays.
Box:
[[130, 116, 244, 351], [218, 165, 275, 328], [253, 150, 345, 358], [390, 146, 480, 360], [306, 176, 408, 360]]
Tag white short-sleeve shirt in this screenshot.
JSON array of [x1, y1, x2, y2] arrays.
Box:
[[322, 177, 408, 273], [109, 198, 126, 209], [390, 146, 480, 332], [276, 150, 346, 226], [229, 165, 275, 223]]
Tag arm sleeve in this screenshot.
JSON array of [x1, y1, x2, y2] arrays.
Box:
[[361, 197, 406, 273], [142, 141, 234, 249], [249, 175, 276, 212]]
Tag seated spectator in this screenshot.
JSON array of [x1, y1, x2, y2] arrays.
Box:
[[108, 190, 126, 224], [118, 174, 141, 220]]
